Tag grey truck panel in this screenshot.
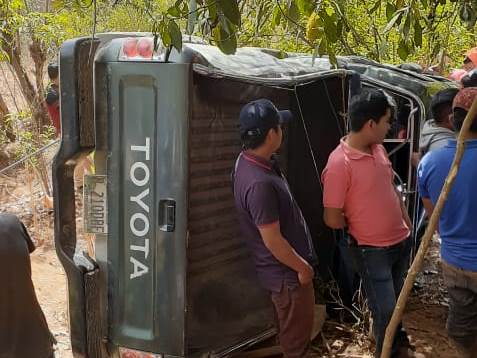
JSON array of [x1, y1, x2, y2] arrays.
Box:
[[102, 62, 189, 355]]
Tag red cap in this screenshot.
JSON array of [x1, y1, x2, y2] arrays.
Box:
[[465, 47, 477, 66], [453, 87, 477, 111]]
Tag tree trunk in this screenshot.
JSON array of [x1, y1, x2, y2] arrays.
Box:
[[1, 27, 50, 135], [29, 39, 49, 129], [0, 93, 15, 142], [380, 97, 477, 358]]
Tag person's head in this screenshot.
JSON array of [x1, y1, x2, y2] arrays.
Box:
[[452, 87, 477, 133], [463, 48, 477, 71], [429, 88, 459, 129], [239, 99, 293, 153], [348, 88, 394, 144], [461, 68, 477, 88], [47, 62, 58, 85]]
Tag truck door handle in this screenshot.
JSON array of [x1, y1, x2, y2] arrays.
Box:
[[159, 199, 175, 232]]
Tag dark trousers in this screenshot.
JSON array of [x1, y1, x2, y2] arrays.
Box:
[[442, 261, 477, 358], [348, 237, 412, 358], [271, 282, 315, 358]]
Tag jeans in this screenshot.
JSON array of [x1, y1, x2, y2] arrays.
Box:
[[348, 237, 412, 358], [441, 261, 477, 358]]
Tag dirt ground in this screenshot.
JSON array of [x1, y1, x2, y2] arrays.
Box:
[[31, 246, 73, 358], [28, 228, 456, 358], [0, 170, 457, 358]]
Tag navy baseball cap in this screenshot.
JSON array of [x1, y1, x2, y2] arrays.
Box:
[[239, 99, 293, 136]]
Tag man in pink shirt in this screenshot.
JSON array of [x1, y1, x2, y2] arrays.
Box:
[[322, 89, 415, 358]]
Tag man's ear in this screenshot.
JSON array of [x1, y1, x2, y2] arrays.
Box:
[[265, 127, 274, 141], [447, 114, 455, 128]]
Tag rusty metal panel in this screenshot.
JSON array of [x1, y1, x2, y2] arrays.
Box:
[[185, 75, 297, 356], [76, 39, 99, 149]]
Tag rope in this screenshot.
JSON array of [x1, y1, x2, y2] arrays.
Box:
[[293, 85, 323, 192], [322, 78, 345, 137], [0, 139, 60, 175]]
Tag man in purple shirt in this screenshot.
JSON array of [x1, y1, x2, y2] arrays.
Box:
[[232, 99, 316, 358]]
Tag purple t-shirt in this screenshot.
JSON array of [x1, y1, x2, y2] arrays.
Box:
[[232, 151, 316, 292]]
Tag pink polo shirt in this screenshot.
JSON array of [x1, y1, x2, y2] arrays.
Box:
[[322, 138, 410, 247]]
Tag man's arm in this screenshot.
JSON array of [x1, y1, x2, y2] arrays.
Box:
[[258, 222, 314, 285], [421, 197, 435, 218], [323, 207, 346, 229], [394, 187, 413, 229]]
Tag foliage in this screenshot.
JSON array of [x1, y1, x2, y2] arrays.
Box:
[[0, 0, 469, 69], [0, 0, 475, 137], [235, 0, 476, 68], [3, 109, 55, 160]]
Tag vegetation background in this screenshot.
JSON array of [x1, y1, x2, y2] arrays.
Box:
[[0, 0, 476, 157]]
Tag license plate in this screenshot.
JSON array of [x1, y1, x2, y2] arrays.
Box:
[[84, 175, 108, 234]]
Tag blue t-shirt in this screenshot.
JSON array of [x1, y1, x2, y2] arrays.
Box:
[[417, 139, 477, 272]]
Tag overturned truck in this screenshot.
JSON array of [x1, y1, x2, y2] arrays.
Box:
[[53, 34, 454, 358]]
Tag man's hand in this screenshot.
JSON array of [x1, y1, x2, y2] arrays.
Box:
[[323, 207, 346, 229], [298, 262, 314, 286], [403, 209, 412, 230], [259, 222, 314, 285]]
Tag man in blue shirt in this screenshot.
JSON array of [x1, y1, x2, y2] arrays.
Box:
[[418, 87, 477, 357]]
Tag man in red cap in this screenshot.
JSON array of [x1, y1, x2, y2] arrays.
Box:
[[418, 87, 477, 358]]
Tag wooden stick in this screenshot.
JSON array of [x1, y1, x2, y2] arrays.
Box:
[[380, 97, 477, 358]]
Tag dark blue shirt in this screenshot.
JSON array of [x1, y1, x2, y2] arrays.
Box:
[[417, 139, 477, 272], [233, 151, 316, 292]]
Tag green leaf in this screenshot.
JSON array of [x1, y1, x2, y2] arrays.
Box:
[[287, 0, 300, 23], [167, 5, 181, 17], [207, 0, 218, 21], [369, 0, 381, 14], [218, 0, 240, 26], [384, 10, 403, 33], [378, 38, 388, 59], [414, 20, 422, 47], [386, 3, 396, 21], [187, 0, 197, 34], [336, 18, 343, 37], [328, 49, 337, 68], [297, 0, 315, 17], [397, 40, 409, 60], [213, 23, 237, 54], [168, 20, 183, 52], [419, 0, 428, 6], [321, 10, 338, 43], [317, 37, 327, 56], [159, 21, 172, 47], [51, 0, 66, 10], [272, 6, 282, 27], [402, 12, 411, 40]]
